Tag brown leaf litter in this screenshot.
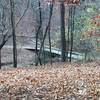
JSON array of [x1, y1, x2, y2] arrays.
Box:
[[0, 60, 100, 100]]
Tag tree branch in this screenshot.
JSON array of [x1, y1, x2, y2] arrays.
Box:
[[15, 0, 30, 27]]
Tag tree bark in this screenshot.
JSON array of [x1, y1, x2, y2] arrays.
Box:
[[69, 6, 75, 62], [48, 24, 52, 65], [10, 0, 17, 68], [60, 2, 66, 62], [36, 3, 54, 66], [35, 0, 42, 66], [0, 50, 1, 69], [67, 7, 71, 62]]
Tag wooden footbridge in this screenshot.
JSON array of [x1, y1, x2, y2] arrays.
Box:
[[3, 36, 85, 60], [3, 44, 85, 60]]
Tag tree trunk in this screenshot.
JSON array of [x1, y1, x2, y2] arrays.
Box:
[[67, 7, 71, 62], [48, 24, 52, 65], [69, 6, 75, 62], [36, 3, 54, 65], [10, 0, 17, 68], [35, 0, 42, 66], [0, 50, 1, 69], [60, 2, 66, 62]]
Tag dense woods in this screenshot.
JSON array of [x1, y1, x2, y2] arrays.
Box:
[[0, 0, 100, 99], [0, 0, 99, 67]]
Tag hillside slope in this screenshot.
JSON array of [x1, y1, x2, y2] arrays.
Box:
[[0, 61, 100, 100]]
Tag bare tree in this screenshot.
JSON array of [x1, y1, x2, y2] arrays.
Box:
[[36, 2, 54, 66], [35, 0, 42, 65], [0, 0, 29, 69], [10, 0, 17, 68], [0, 1, 11, 68], [60, 1, 66, 62], [48, 19, 52, 65], [69, 5, 75, 62], [10, 0, 30, 68]]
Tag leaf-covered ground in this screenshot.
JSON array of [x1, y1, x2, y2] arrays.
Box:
[[0, 61, 100, 100]]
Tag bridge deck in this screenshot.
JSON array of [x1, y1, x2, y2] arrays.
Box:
[[3, 45, 85, 60]]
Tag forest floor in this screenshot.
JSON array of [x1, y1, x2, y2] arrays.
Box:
[[0, 60, 100, 100]]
